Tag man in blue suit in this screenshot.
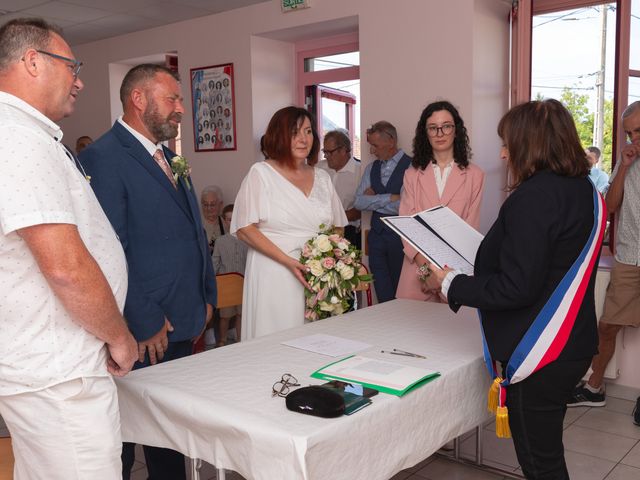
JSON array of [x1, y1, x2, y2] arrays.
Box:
[[80, 64, 216, 480]]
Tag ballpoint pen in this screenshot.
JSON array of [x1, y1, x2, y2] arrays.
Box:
[[380, 348, 426, 359]]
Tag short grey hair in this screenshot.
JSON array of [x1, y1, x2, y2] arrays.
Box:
[[367, 121, 397, 143], [201, 185, 223, 202], [0, 18, 63, 72], [120, 64, 180, 106], [324, 130, 352, 153], [622, 101, 640, 119]]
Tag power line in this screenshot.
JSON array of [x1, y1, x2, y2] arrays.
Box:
[[533, 8, 589, 28]]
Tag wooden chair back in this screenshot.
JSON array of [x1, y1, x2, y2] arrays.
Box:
[[216, 272, 244, 309], [0, 437, 14, 480]]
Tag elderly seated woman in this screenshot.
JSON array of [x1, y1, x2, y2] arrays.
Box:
[[200, 185, 225, 252]]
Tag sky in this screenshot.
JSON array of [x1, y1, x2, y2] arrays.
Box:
[[531, 2, 640, 109]]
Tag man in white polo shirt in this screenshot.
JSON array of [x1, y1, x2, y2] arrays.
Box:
[[318, 129, 362, 248], [0, 18, 137, 479]]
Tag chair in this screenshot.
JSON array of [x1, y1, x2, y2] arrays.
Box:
[[215, 272, 244, 309], [353, 264, 373, 308], [193, 272, 244, 353], [0, 437, 14, 480]]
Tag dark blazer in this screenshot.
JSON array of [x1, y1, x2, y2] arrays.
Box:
[[448, 171, 600, 362], [80, 121, 216, 342]]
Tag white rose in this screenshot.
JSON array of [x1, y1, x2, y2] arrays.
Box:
[[337, 241, 348, 250], [338, 264, 355, 280], [315, 235, 332, 253], [330, 295, 339, 304], [307, 259, 324, 277]]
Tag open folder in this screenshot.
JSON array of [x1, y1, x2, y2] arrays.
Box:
[[311, 355, 440, 397], [382, 206, 484, 275]]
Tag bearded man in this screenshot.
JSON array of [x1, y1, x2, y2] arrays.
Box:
[[80, 64, 217, 480]]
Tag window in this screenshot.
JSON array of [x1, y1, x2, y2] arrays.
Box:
[[297, 37, 360, 163], [531, 3, 617, 172]]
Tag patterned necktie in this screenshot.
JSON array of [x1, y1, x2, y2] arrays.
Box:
[[153, 149, 177, 189]]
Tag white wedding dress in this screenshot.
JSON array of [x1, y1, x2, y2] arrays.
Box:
[[231, 162, 347, 340]]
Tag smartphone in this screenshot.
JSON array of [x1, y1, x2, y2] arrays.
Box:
[[323, 380, 379, 398]]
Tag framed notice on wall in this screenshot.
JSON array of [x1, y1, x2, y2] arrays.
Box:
[[190, 63, 237, 152]]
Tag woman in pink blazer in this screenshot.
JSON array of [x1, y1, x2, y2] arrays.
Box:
[[396, 101, 485, 301]]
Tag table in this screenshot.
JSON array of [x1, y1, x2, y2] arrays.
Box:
[[116, 299, 492, 480]]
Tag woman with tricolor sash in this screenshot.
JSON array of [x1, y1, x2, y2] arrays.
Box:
[[424, 99, 606, 480]]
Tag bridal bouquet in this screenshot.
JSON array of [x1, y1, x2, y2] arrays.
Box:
[[300, 224, 373, 321]]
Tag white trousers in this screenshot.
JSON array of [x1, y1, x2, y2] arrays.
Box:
[[0, 376, 122, 480]]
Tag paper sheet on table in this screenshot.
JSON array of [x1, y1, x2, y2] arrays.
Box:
[[281, 334, 371, 357], [311, 355, 440, 396]]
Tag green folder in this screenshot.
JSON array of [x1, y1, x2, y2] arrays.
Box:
[[311, 355, 440, 397]]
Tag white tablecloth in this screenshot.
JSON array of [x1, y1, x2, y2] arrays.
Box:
[[115, 299, 491, 480]]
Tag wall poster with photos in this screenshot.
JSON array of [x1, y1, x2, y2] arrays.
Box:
[[190, 63, 236, 151]]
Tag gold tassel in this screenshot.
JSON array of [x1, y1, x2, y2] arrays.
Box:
[[495, 406, 512, 438], [487, 377, 502, 413]]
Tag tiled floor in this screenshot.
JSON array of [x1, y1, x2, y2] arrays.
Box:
[[2, 395, 640, 479]]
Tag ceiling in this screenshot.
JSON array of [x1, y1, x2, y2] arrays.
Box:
[[0, 0, 271, 45]]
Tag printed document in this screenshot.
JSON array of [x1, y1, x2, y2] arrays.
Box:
[[382, 206, 483, 275]]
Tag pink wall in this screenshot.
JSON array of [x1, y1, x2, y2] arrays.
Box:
[[58, 0, 640, 394], [63, 0, 510, 228]]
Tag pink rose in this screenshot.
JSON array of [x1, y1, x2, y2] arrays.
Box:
[[328, 234, 341, 243], [302, 243, 313, 258], [333, 248, 344, 259], [322, 257, 336, 269]]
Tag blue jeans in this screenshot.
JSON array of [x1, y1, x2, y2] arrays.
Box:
[[506, 358, 590, 479]]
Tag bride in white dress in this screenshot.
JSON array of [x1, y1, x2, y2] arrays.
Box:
[[231, 107, 348, 340]]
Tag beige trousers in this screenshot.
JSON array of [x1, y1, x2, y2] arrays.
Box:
[[0, 376, 122, 480]]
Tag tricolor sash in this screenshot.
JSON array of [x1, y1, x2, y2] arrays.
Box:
[[480, 180, 606, 437]]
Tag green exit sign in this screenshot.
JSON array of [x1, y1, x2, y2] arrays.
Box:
[[282, 0, 310, 13]]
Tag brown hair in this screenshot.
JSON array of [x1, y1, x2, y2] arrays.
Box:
[[497, 99, 589, 191], [262, 106, 319, 168], [120, 64, 180, 106], [0, 18, 63, 72]]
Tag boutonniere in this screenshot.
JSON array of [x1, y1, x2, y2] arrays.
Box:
[[170, 155, 192, 190]]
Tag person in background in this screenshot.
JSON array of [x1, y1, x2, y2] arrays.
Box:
[[80, 63, 216, 480], [318, 129, 362, 248], [212, 204, 248, 346], [586, 146, 609, 194], [354, 121, 411, 303], [0, 18, 137, 479], [396, 100, 484, 302], [568, 102, 640, 424], [232, 106, 347, 340], [424, 99, 605, 479], [75, 134, 92, 155], [201, 184, 225, 251]]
